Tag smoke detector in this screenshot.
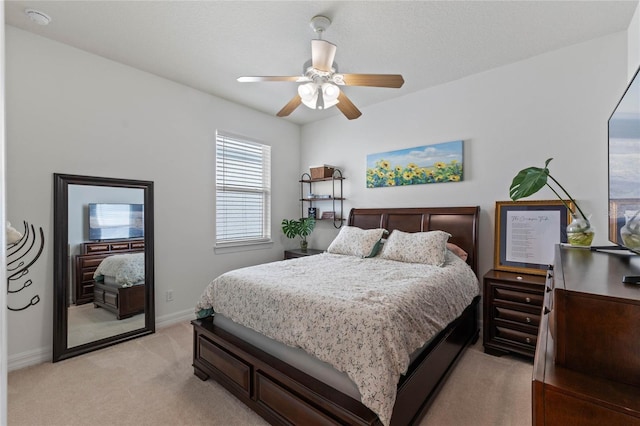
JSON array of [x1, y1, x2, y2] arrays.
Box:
[[25, 9, 51, 26]]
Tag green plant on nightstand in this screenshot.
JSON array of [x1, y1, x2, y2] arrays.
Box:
[[281, 217, 316, 252]]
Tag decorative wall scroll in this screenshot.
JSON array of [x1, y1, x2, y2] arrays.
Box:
[[7, 221, 44, 311]]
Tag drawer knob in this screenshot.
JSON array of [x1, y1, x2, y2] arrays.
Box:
[[525, 297, 531, 303], [525, 337, 531, 344], [526, 317, 531, 323], [546, 286, 552, 293], [544, 307, 551, 315]]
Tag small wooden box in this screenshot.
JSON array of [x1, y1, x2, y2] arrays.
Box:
[[310, 166, 335, 179]]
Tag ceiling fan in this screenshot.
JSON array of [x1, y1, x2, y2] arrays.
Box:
[[237, 15, 405, 120]]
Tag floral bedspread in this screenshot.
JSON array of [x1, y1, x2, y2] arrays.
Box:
[[195, 252, 478, 425], [93, 252, 145, 287]]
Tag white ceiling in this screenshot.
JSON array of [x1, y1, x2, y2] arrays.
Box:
[[5, 1, 638, 125]]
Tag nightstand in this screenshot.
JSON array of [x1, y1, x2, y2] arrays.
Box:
[[483, 269, 546, 358], [284, 248, 324, 259]]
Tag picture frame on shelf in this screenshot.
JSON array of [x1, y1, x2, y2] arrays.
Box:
[[494, 200, 572, 275]]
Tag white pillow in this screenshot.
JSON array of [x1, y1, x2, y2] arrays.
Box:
[[327, 226, 387, 258], [379, 230, 451, 266]]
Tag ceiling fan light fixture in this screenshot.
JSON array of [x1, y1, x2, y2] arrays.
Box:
[[298, 82, 316, 100], [299, 82, 340, 110], [322, 83, 340, 102]]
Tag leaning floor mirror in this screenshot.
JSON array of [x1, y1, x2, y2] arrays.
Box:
[[53, 173, 155, 362]]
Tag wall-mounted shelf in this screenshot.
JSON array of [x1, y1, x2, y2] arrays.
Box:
[[299, 169, 344, 228]]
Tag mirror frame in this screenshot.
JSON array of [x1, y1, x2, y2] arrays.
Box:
[[53, 173, 155, 362]]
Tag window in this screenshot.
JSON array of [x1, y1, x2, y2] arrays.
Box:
[[215, 131, 271, 247]]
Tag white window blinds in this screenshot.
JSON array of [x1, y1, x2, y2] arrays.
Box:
[[216, 132, 271, 246]]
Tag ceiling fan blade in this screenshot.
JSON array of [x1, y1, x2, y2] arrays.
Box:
[[311, 39, 337, 72], [336, 92, 362, 120], [237, 76, 308, 83], [277, 94, 302, 117], [339, 74, 405, 88]]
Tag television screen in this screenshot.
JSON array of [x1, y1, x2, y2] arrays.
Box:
[[88, 203, 144, 241], [608, 67, 640, 253]]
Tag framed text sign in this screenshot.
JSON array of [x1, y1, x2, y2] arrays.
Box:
[[494, 200, 573, 275]]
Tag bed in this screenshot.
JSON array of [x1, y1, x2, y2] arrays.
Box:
[[192, 206, 480, 426], [90, 251, 145, 320]]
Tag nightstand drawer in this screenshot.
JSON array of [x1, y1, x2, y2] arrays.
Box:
[[495, 326, 537, 348], [494, 287, 543, 306], [495, 306, 541, 327]]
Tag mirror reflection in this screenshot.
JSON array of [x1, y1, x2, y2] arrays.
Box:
[[53, 174, 154, 362], [67, 185, 145, 347]]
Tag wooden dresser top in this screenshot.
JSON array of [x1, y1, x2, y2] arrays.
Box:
[[557, 245, 640, 303]]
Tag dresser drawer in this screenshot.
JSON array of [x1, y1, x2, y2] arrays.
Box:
[[110, 243, 130, 251], [78, 257, 104, 269], [85, 244, 110, 253], [495, 306, 540, 327], [494, 287, 543, 306]]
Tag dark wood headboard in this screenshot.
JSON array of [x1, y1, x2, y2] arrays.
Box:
[[348, 206, 480, 276]]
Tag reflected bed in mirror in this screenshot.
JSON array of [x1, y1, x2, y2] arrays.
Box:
[[53, 174, 155, 362]]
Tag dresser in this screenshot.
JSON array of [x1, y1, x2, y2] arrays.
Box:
[[483, 269, 546, 358], [533, 245, 640, 424]]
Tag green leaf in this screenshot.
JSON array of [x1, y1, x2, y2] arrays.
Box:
[[509, 166, 549, 200], [281, 217, 315, 239]]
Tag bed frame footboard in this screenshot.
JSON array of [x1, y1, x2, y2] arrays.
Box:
[[192, 296, 479, 426]]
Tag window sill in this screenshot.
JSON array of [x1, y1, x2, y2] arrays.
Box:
[[214, 240, 273, 254]]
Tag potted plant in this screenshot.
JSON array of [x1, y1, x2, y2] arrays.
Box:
[[509, 158, 594, 246], [281, 217, 316, 252]]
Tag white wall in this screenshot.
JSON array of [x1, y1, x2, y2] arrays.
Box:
[[5, 27, 301, 366], [301, 32, 629, 279], [629, 2, 640, 78]]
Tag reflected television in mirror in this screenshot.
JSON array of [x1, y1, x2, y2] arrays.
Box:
[[89, 203, 144, 240]]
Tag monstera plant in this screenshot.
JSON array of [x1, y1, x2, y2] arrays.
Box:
[[281, 217, 316, 252]]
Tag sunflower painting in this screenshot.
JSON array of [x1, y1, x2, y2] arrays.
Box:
[[366, 140, 463, 188]]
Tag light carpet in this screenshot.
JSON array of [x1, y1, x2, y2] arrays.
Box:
[[8, 321, 532, 425]]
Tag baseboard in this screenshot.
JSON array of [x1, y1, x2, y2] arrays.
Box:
[[8, 346, 51, 372], [156, 308, 195, 329], [8, 308, 195, 372]]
